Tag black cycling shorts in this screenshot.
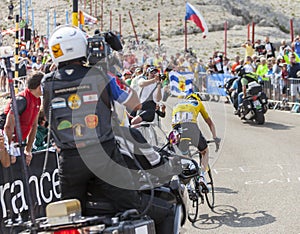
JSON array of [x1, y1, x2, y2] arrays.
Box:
[[176, 122, 207, 153], [138, 100, 156, 122]]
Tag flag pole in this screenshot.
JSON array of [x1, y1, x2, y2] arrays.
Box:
[[185, 19, 187, 52], [224, 21, 228, 57], [128, 11, 139, 44], [184, 0, 187, 52], [72, 0, 78, 26], [158, 12, 161, 47]]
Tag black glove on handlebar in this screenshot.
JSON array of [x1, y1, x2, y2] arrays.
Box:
[[213, 137, 221, 152]]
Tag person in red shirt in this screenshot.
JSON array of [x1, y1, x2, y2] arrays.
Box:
[[4, 71, 43, 165]]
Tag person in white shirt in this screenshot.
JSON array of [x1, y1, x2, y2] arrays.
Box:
[[130, 66, 162, 125]]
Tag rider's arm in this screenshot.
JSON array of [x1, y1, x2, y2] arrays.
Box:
[[204, 117, 217, 139], [199, 102, 217, 139], [241, 78, 248, 98]]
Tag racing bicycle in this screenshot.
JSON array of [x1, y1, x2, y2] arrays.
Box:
[[160, 130, 219, 223]]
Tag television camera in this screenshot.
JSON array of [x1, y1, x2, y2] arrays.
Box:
[[87, 31, 123, 66]]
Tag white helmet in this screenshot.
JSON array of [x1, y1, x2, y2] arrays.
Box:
[[48, 25, 87, 65]]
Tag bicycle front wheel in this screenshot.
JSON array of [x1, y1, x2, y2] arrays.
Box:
[[187, 178, 199, 223], [204, 166, 215, 209]]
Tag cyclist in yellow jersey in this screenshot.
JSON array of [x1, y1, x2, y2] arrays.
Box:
[[172, 92, 220, 186]]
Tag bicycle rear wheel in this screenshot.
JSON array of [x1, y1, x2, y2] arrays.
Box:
[[187, 178, 199, 223], [204, 166, 215, 209]]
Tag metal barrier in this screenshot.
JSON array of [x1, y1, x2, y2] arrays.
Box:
[[262, 77, 300, 112], [194, 72, 300, 113]]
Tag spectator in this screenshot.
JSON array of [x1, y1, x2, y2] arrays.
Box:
[[271, 56, 283, 100], [130, 67, 144, 91], [280, 63, 289, 105], [243, 55, 255, 73], [32, 110, 49, 152], [8, 1, 14, 20], [223, 57, 231, 74], [4, 72, 43, 165], [242, 40, 255, 59], [263, 36, 276, 59], [256, 57, 269, 81], [279, 39, 291, 58], [292, 35, 300, 58], [0, 28, 2, 46], [0, 129, 10, 167], [131, 66, 162, 125], [31, 56, 43, 71], [231, 55, 240, 74], [254, 39, 265, 56], [18, 50, 31, 77], [212, 51, 224, 74], [0, 58, 7, 92], [287, 53, 300, 102], [153, 52, 163, 67], [161, 53, 169, 72], [177, 56, 190, 72], [122, 69, 133, 86]]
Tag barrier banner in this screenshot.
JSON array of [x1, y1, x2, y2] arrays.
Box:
[[0, 151, 60, 233], [207, 73, 233, 96]]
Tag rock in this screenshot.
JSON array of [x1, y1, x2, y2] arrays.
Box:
[[0, 0, 298, 59]]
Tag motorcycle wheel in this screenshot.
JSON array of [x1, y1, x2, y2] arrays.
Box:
[[204, 167, 215, 210], [255, 111, 265, 125], [187, 178, 199, 223]]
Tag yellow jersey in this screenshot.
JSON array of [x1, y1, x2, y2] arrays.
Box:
[[172, 99, 209, 125]]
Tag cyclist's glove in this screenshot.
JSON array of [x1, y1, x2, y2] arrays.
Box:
[[213, 137, 221, 152]]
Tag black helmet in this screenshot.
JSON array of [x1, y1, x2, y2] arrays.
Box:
[[186, 92, 202, 102], [235, 65, 245, 76]]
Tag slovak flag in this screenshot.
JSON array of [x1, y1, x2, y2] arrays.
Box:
[[185, 2, 208, 38]]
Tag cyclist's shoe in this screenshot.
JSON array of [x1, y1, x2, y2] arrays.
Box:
[[199, 176, 209, 193]]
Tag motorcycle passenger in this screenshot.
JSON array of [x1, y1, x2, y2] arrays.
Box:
[[235, 65, 260, 115], [42, 25, 142, 215], [172, 93, 220, 187], [228, 77, 242, 111]]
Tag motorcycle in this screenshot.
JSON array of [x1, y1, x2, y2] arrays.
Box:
[[239, 81, 268, 124], [6, 133, 198, 234]]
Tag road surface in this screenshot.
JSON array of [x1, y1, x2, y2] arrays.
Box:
[[160, 97, 300, 234]]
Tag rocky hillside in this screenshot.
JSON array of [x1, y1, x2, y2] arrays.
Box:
[[1, 0, 299, 60]]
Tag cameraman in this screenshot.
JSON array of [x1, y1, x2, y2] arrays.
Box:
[[131, 66, 162, 125], [42, 25, 142, 215]]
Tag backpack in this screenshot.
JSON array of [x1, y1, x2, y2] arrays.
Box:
[[0, 96, 27, 130]]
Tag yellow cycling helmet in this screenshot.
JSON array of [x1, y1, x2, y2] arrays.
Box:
[[186, 92, 202, 102]]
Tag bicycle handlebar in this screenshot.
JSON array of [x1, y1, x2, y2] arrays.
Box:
[[207, 138, 221, 152]]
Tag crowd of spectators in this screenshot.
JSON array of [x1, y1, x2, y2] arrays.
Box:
[[1, 31, 300, 107]]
